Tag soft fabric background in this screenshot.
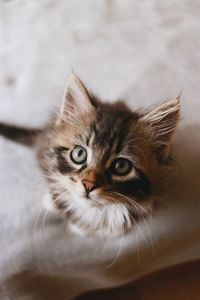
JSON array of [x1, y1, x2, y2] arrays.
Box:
[[0, 1, 200, 299]]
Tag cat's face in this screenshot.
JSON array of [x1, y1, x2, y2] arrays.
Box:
[[43, 74, 180, 237]]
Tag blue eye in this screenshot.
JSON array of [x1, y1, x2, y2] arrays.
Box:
[[112, 158, 132, 176], [70, 146, 87, 164]]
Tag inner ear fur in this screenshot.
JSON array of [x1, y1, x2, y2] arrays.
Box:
[[139, 98, 180, 161], [57, 74, 94, 126]]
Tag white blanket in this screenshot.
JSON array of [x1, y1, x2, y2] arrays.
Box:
[[0, 1, 200, 299]]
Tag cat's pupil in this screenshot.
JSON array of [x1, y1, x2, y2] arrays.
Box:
[[78, 149, 83, 156]]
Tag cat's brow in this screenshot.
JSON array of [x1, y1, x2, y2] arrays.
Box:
[[54, 146, 70, 153]]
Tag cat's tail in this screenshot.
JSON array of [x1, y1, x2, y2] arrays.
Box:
[[0, 123, 42, 147]]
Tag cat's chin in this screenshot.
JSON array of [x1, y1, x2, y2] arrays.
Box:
[[66, 195, 133, 238], [43, 192, 131, 237]]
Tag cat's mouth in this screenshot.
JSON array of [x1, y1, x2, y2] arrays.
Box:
[[83, 188, 120, 204], [83, 190, 123, 207], [83, 191, 104, 206]]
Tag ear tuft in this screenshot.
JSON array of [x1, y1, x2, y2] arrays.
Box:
[[59, 74, 94, 119], [139, 98, 180, 160]]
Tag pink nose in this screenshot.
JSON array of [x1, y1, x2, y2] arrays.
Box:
[[82, 180, 96, 194]]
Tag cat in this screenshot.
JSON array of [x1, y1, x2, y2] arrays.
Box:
[[0, 74, 180, 238]]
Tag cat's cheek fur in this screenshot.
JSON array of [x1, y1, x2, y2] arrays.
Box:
[[42, 189, 90, 237], [43, 193, 56, 213]]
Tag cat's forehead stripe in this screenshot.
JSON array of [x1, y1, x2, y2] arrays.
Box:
[[90, 112, 130, 149]]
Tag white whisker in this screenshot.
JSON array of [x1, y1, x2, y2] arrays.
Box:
[[106, 225, 123, 268], [110, 191, 151, 217]]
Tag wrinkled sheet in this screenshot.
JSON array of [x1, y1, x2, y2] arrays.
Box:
[[0, 1, 200, 299]]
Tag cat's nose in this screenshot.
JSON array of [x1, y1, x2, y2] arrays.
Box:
[[82, 180, 96, 194]]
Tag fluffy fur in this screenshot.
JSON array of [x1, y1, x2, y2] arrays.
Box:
[[34, 74, 180, 237]]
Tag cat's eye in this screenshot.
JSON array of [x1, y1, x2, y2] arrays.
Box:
[[112, 158, 132, 176], [70, 146, 87, 164]]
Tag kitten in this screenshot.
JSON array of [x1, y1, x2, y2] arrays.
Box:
[[0, 74, 180, 237]]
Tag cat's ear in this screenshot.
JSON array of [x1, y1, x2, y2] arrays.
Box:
[[139, 98, 180, 161], [59, 74, 94, 119]]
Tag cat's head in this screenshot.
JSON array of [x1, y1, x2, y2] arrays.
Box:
[[43, 74, 180, 237]]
